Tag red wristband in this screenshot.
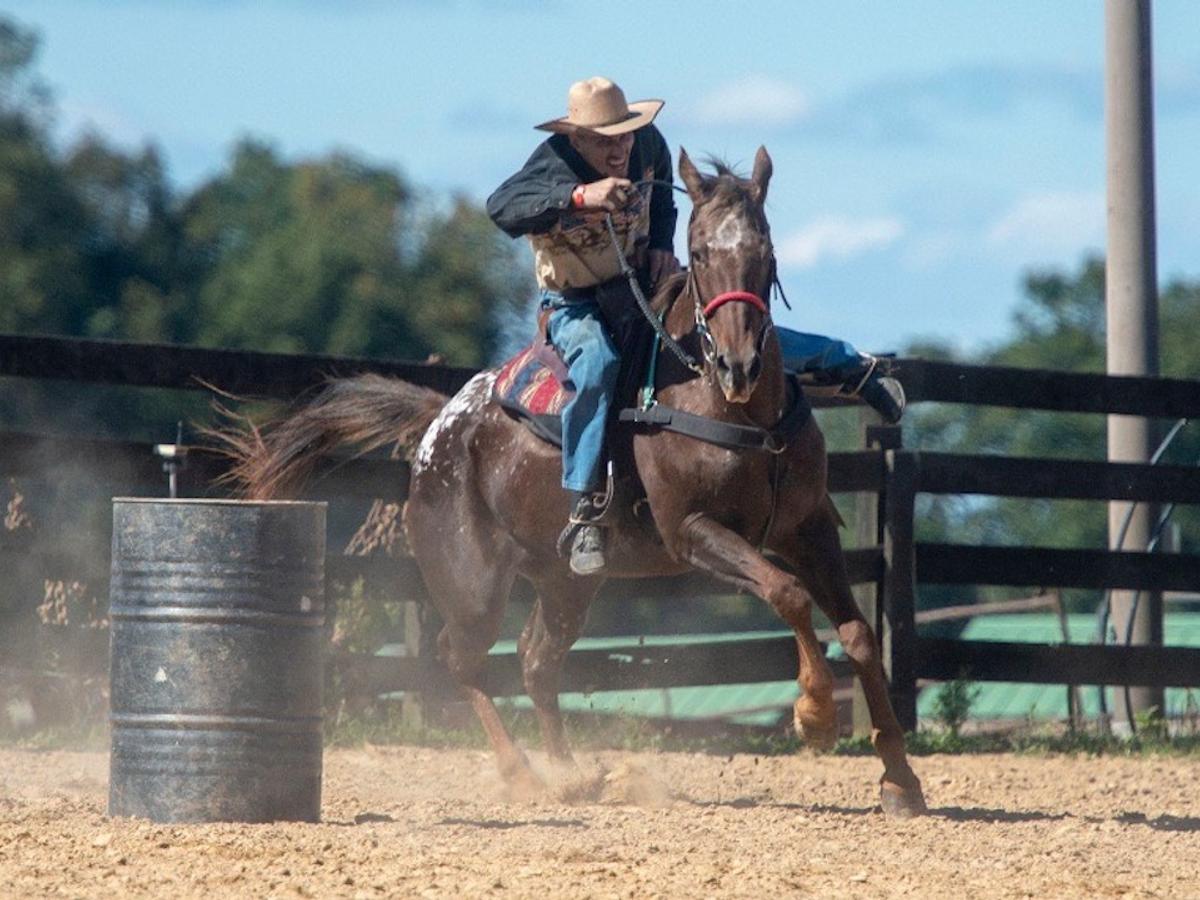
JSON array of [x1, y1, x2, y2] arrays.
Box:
[[571, 184, 587, 208]]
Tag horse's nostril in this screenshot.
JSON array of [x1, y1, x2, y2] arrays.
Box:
[[716, 355, 730, 371]]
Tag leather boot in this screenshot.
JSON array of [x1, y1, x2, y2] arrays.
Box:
[[565, 493, 607, 576], [843, 354, 906, 424], [860, 372, 906, 424]]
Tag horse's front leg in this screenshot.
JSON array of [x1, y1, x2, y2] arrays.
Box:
[[674, 512, 838, 750], [774, 505, 927, 818]]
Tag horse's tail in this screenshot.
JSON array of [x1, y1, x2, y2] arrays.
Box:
[[208, 373, 448, 500]]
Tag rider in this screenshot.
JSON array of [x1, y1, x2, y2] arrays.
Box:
[[487, 76, 904, 577]]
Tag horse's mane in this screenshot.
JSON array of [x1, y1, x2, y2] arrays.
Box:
[[651, 269, 689, 315], [695, 156, 757, 208], [703, 156, 745, 179]]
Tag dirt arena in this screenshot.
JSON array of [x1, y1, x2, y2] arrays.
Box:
[[1, 744, 1198, 898]]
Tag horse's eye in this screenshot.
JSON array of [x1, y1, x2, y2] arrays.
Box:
[[691, 249, 707, 265]]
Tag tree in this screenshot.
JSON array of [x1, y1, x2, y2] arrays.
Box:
[[0, 18, 92, 337], [64, 135, 185, 343], [180, 140, 530, 366]]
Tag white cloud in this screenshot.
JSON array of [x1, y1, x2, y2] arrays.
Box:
[[777, 215, 906, 268], [689, 75, 809, 128], [986, 190, 1104, 259]]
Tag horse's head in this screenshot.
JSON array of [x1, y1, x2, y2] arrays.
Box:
[[678, 146, 775, 404]]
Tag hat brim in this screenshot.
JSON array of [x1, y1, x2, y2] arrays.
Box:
[[535, 99, 664, 135]]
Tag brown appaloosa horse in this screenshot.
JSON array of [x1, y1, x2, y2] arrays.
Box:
[[223, 147, 926, 817]]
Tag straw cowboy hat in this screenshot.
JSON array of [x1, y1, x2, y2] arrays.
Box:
[[535, 76, 664, 135]]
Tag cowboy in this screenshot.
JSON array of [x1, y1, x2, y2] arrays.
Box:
[[487, 76, 904, 577]]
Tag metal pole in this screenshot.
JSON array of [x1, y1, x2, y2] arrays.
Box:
[[851, 409, 883, 737], [1105, 0, 1162, 732]]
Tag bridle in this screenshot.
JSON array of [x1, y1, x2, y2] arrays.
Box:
[[686, 270, 775, 373], [607, 178, 787, 379]]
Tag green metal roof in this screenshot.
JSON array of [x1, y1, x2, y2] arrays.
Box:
[[954, 611, 1200, 647], [918, 613, 1200, 721]]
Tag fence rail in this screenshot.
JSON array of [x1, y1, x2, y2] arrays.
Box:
[[916, 637, 1200, 688], [342, 636, 857, 700], [880, 447, 1200, 728], [0, 332, 475, 398], [10, 330, 1200, 415]]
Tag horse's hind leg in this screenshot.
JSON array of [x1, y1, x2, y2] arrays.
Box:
[[440, 626, 544, 796], [674, 513, 839, 751], [517, 575, 600, 763], [406, 505, 542, 794], [776, 506, 927, 818]]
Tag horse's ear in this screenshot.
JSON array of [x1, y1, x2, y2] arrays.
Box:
[[678, 147, 707, 201], [751, 145, 773, 205]]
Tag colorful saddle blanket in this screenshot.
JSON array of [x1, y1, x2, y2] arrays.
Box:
[[493, 342, 574, 446]]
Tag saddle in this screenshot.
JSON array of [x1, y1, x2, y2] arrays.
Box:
[[492, 277, 661, 451]]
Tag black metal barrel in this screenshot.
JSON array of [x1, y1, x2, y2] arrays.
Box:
[[108, 499, 326, 823]]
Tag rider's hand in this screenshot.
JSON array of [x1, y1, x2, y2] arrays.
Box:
[[579, 177, 634, 211], [648, 249, 681, 287]]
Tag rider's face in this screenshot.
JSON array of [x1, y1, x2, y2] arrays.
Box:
[[568, 129, 636, 178]]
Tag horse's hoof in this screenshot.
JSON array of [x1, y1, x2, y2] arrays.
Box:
[[879, 780, 927, 818], [799, 720, 839, 752], [794, 707, 839, 752]]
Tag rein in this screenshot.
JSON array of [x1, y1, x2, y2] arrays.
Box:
[[603, 212, 704, 376]]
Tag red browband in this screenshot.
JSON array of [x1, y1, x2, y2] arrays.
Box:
[[702, 291, 769, 319]]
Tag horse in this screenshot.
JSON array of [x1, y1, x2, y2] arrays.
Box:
[[219, 147, 927, 817]]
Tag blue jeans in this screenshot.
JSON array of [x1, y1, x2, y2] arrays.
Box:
[[544, 292, 620, 493], [543, 288, 865, 492], [777, 329, 864, 383]]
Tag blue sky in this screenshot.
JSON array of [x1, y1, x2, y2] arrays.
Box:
[[8, 0, 1200, 355]]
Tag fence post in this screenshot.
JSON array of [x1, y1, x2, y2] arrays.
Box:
[[882, 449, 919, 732], [851, 422, 901, 737]]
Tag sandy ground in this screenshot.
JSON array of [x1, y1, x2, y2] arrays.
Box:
[[1, 744, 1198, 899]]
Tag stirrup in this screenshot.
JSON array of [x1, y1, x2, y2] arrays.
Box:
[[555, 464, 618, 558], [845, 354, 880, 397]]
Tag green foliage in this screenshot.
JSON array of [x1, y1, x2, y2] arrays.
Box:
[[1133, 706, 1169, 742], [930, 677, 981, 737]]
